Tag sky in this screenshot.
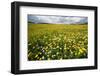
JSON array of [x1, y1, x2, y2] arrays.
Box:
[[28, 15, 88, 24]]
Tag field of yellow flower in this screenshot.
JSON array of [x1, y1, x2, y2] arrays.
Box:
[[28, 23, 88, 61]]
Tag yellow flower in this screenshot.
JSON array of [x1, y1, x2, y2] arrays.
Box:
[[75, 52, 77, 56], [35, 55, 38, 58], [48, 58, 50, 60], [39, 58, 42, 60], [64, 36, 66, 40], [57, 46, 59, 48], [79, 49, 83, 53], [82, 48, 86, 51], [78, 52, 81, 55]]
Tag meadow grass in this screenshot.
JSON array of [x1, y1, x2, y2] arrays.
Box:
[[28, 23, 88, 61]]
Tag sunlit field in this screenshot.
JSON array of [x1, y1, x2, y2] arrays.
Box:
[[28, 23, 88, 61]]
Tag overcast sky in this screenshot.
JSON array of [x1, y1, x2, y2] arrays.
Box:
[[28, 15, 88, 24]]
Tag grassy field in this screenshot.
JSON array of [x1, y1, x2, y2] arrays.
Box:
[[28, 23, 88, 61]]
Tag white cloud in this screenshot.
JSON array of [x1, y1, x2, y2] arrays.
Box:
[[28, 15, 87, 24]]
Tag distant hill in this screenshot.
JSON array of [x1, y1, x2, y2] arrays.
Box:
[[28, 21, 88, 25]]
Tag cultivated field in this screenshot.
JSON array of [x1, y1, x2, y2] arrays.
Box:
[[28, 23, 88, 61]]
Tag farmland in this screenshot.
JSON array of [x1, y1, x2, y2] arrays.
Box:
[[28, 23, 88, 61]]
